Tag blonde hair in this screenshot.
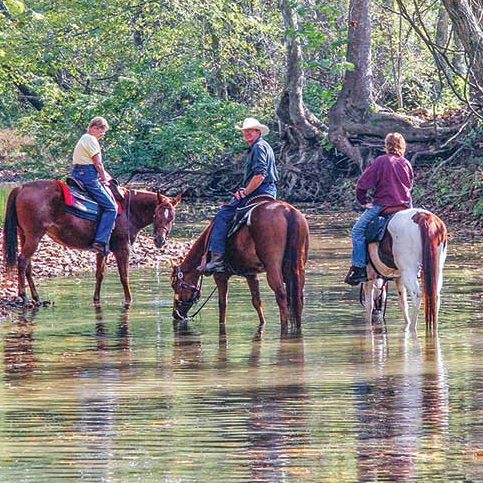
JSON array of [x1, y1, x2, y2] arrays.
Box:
[[384, 132, 406, 156], [88, 116, 109, 130]]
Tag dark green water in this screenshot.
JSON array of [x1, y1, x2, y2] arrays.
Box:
[[0, 199, 481, 480]]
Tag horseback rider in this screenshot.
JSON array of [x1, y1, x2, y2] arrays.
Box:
[[203, 117, 279, 274], [71, 116, 117, 256], [345, 132, 414, 286]]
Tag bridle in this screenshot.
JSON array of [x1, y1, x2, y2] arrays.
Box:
[[172, 266, 203, 307], [153, 204, 174, 238]]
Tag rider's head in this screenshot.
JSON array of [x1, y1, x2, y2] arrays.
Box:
[[384, 132, 406, 156], [88, 116, 110, 139]]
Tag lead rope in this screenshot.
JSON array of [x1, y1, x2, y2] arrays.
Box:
[[190, 275, 218, 318]]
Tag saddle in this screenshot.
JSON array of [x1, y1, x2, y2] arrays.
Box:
[[366, 205, 409, 276], [197, 195, 276, 274], [55, 178, 124, 222], [226, 195, 276, 238]]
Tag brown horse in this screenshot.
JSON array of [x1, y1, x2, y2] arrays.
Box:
[[171, 199, 309, 335], [3, 180, 181, 306]]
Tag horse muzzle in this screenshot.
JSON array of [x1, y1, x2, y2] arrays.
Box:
[[154, 235, 166, 248], [172, 300, 192, 320]]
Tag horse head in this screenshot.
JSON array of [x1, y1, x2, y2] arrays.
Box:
[[170, 264, 201, 320], [153, 192, 182, 248]]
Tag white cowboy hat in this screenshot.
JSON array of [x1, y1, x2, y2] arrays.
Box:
[[236, 117, 269, 136]]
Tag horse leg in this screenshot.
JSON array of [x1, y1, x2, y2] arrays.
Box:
[[17, 233, 43, 304], [214, 273, 229, 336], [93, 253, 108, 307], [400, 271, 421, 331], [395, 277, 411, 328], [362, 281, 375, 323], [265, 269, 288, 336], [113, 247, 132, 307], [25, 259, 40, 303], [246, 275, 266, 328]]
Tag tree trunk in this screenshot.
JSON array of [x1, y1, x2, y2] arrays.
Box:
[[276, 0, 330, 200], [328, 0, 464, 170], [328, 0, 374, 170], [441, 0, 483, 104]]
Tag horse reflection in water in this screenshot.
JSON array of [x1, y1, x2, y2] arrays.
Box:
[[244, 336, 310, 481], [354, 326, 449, 481], [172, 320, 204, 368], [3, 308, 39, 382], [75, 307, 133, 480]]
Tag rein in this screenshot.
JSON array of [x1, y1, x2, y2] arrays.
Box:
[[173, 267, 218, 318]]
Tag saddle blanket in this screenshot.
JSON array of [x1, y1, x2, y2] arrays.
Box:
[[55, 179, 123, 222]]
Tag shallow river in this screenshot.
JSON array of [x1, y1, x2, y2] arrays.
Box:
[[0, 211, 481, 481]]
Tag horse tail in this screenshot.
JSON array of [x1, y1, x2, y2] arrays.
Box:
[[283, 208, 309, 325], [413, 212, 447, 329], [3, 186, 20, 272]]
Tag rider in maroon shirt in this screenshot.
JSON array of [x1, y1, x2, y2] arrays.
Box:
[[345, 133, 414, 285]]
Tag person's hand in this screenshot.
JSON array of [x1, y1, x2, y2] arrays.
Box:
[[363, 202, 374, 209], [100, 173, 112, 185], [234, 188, 247, 200]]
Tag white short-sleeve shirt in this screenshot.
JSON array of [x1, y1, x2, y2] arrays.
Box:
[[72, 133, 101, 165]]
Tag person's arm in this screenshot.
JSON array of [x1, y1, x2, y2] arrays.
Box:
[[235, 143, 269, 200], [92, 153, 112, 184], [235, 174, 265, 200], [356, 158, 380, 206]]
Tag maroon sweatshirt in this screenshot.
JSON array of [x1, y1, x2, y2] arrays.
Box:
[[356, 153, 414, 207]]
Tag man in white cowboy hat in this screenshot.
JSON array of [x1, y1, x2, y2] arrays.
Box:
[[203, 117, 279, 274]]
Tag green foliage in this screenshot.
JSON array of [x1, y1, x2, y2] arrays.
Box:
[[0, 0, 283, 177]]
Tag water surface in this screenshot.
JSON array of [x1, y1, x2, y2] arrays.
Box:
[[0, 212, 481, 481]]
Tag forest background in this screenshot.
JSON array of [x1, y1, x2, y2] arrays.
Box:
[[0, 0, 481, 228]]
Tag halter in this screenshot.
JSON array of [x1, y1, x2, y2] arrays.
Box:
[[172, 266, 203, 306], [172, 266, 218, 318]]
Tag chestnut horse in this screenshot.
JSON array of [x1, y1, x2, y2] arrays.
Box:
[[171, 199, 309, 336], [362, 208, 447, 332], [3, 180, 181, 306]]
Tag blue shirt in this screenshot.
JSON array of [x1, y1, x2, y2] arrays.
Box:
[[243, 137, 279, 187]]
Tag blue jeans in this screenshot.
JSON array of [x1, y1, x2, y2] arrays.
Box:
[[209, 185, 277, 254], [351, 204, 384, 267], [71, 165, 118, 246]]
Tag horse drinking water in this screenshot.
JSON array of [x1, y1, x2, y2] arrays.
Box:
[[362, 208, 447, 332], [3, 180, 181, 306], [171, 198, 309, 336]]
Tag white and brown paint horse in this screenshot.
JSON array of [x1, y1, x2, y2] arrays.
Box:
[[362, 208, 447, 331]]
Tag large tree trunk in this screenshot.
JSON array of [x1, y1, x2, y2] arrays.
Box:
[[441, 0, 483, 105], [327, 0, 374, 169], [276, 0, 330, 200], [328, 0, 463, 171]]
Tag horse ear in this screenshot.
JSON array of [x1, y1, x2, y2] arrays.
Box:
[[172, 192, 182, 206], [157, 191, 167, 203]]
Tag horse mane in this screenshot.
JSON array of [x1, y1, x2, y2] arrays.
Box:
[[181, 222, 213, 272]]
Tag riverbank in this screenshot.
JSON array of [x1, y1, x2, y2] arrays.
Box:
[[0, 229, 191, 317]]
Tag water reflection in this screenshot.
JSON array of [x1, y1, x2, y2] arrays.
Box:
[[355, 330, 448, 481], [172, 320, 204, 368], [75, 307, 133, 480], [3, 308, 38, 382], [245, 336, 309, 481]]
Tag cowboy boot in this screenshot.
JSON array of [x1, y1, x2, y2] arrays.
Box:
[[344, 266, 368, 285], [204, 252, 225, 274]]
